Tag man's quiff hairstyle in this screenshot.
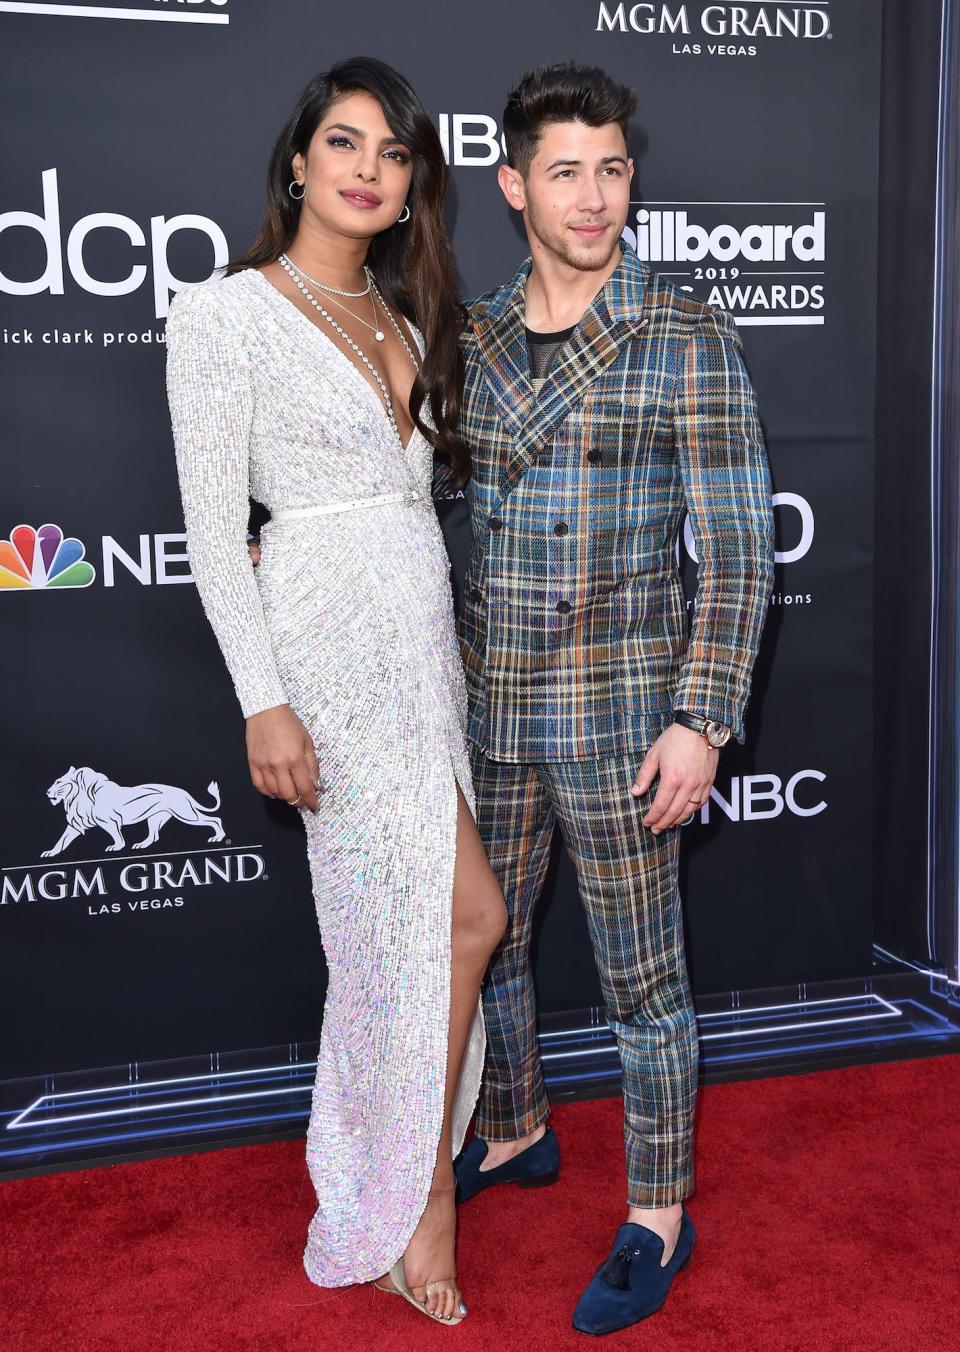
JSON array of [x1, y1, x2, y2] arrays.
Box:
[[502, 62, 637, 176]]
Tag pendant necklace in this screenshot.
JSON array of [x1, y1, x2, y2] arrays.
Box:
[[280, 252, 385, 341], [277, 254, 419, 448]]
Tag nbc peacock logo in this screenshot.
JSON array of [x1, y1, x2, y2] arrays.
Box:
[[0, 523, 96, 591]]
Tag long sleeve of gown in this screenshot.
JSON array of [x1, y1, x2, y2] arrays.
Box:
[[165, 284, 288, 719]]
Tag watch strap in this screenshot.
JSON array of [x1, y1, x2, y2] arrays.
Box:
[[673, 710, 711, 735], [674, 710, 732, 747]]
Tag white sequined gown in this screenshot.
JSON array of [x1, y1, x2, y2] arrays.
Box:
[[165, 269, 484, 1287]]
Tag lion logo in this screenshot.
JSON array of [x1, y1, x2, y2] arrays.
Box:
[[42, 767, 226, 858]]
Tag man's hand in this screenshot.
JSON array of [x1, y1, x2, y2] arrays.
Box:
[[632, 723, 719, 834], [246, 705, 322, 812], [248, 540, 261, 568]]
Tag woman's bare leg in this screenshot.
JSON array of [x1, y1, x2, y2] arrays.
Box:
[[387, 784, 507, 1320]]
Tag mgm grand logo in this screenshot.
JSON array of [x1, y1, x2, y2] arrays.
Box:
[[596, 4, 832, 40], [1, 767, 266, 915]]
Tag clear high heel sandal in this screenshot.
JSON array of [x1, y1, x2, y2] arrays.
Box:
[[372, 1261, 467, 1325]]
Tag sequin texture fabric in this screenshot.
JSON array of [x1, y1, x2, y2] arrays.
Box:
[[165, 269, 484, 1287]]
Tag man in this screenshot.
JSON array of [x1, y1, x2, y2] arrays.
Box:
[[450, 62, 774, 1335]]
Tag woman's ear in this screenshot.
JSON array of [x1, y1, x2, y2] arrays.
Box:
[[291, 151, 306, 188]]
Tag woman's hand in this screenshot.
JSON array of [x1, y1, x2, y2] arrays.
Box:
[[246, 705, 322, 811]]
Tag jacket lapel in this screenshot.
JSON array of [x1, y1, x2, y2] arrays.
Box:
[[471, 260, 534, 445], [521, 306, 649, 457], [473, 245, 652, 501]]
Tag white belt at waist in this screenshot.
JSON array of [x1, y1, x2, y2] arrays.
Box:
[[271, 489, 427, 522]]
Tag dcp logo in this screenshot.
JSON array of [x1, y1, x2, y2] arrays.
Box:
[[0, 169, 229, 318]]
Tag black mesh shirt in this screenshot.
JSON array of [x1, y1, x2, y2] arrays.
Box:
[[526, 324, 575, 392]]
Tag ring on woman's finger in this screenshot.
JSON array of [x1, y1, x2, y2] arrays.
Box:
[[289, 793, 303, 806]]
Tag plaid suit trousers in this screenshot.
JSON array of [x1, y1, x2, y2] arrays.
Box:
[[470, 744, 699, 1208]]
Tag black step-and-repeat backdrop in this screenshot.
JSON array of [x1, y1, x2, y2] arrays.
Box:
[[1, 1, 880, 1086]]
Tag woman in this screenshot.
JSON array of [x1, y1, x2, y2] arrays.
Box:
[[165, 57, 506, 1324]]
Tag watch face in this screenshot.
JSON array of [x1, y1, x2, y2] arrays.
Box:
[[706, 722, 732, 748]]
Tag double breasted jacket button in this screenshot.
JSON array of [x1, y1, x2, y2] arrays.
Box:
[[488, 516, 504, 532], [587, 449, 603, 464], [468, 587, 483, 603], [553, 521, 569, 536], [556, 599, 572, 614]]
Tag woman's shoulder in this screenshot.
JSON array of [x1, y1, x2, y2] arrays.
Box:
[[166, 269, 260, 329]]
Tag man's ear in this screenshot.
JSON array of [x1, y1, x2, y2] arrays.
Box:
[[497, 162, 526, 213]]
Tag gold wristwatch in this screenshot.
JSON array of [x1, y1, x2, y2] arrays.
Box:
[[673, 710, 733, 749]]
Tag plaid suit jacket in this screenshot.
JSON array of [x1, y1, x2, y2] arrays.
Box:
[[452, 243, 774, 764]]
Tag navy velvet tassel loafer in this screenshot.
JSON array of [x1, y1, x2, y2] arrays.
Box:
[[454, 1125, 560, 1203], [572, 1205, 695, 1335]]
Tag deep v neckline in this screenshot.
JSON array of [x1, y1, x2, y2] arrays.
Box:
[[249, 267, 423, 458]]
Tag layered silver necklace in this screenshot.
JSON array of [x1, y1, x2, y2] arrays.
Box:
[[282, 251, 384, 340], [282, 256, 371, 297], [277, 253, 420, 448]]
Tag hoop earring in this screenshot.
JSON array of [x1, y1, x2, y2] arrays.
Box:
[[396, 204, 411, 224], [289, 180, 305, 201]]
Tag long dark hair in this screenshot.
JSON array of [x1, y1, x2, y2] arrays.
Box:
[[230, 57, 469, 481]]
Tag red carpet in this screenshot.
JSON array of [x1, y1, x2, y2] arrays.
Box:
[[1, 1054, 957, 1352]]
